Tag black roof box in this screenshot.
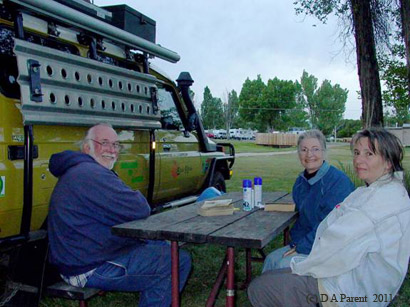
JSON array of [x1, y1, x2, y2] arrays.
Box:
[[53, 0, 112, 22], [103, 5, 156, 43]]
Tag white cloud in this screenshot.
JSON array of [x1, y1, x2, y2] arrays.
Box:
[[94, 0, 362, 119]]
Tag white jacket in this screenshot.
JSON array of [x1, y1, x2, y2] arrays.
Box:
[[291, 173, 410, 307]]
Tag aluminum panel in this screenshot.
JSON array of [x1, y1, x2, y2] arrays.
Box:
[[14, 39, 161, 129]]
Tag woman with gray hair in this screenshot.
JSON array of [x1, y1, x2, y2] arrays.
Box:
[[262, 129, 354, 271], [249, 128, 410, 307]]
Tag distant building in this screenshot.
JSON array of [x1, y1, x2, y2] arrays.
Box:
[[386, 126, 410, 146]]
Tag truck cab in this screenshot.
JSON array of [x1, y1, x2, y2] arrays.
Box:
[[0, 0, 234, 302]]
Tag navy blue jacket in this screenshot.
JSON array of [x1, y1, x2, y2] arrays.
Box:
[[48, 151, 151, 276], [290, 162, 354, 255]]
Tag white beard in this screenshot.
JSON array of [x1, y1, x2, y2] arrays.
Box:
[[89, 142, 117, 170]]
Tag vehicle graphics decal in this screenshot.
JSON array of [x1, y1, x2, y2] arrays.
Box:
[[171, 161, 193, 178], [0, 176, 5, 197], [171, 161, 180, 178], [120, 161, 139, 169], [120, 161, 144, 183], [183, 165, 193, 174], [201, 159, 211, 174], [131, 176, 144, 183]]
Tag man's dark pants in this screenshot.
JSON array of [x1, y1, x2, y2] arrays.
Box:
[[86, 241, 191, 307]]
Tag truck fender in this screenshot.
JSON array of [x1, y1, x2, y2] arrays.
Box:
[[204, 157, 231, 190]]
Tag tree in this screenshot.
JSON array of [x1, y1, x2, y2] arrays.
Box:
[[299, 71, 348, 133], [238, 75, 266, 128], [400, 0, 410, 95], [288, 81, 310, 129], [315, 80, 348, 135], [259, 77, 305, 132], [351, 0, 384, 127], [294, 0, 389, 127], [337, 119, 362, 137], [200, 87, 224, 129], [383, 110, 400, 127], [378, 8, 410, 126], [238, 75, 308, 132], [300, 70, 319, 128], [223, 89, 240, 134], [380, 44, 410, 125]]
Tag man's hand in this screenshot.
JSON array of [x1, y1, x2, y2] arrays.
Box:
[[283, 247, 296, 257]]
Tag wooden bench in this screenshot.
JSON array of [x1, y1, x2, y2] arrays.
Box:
[[46, 281, 102, 307]]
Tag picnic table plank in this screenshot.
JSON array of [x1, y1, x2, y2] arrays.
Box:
[[208, 210, 298, 249], [272, 193, 294, 203], [138, 191, 288, 243], [155, 205, 251, 243], [112, 191, 288, 242], [112, 192, 244, 239], [260, 191, 291, 203]]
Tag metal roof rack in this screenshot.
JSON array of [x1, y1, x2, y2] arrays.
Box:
[[15, 39, 162, 129], [9, 0, 180, 63]]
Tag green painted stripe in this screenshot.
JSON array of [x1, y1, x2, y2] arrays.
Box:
[[131, 176, 144, 183], [120, 162, 138, 169]]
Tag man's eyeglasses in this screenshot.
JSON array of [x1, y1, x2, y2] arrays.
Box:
[[299, 147, 322, 155], [89, 139, 123, 150]]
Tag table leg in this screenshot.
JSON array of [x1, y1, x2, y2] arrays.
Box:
[[171, 240, 180, 307], [252, 249, 266, 262], [206, 255, 227, 307], [239, 248, 252, 290], [226, 247, 235, 307], [283, 226, 290, 246]]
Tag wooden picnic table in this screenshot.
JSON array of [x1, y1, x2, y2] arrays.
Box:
[[112, 191, 297, 307]]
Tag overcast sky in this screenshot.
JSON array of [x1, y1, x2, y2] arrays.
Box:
[[93, 0, 362, 119]]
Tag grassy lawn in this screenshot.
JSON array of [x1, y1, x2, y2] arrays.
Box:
[[41, 143, 410, 306], [216, 139, 297, 154]]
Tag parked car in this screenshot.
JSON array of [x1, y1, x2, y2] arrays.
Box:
[[214, 129, 227, 139], [288, 127, 306, 135], [229, 128, 255, 140]]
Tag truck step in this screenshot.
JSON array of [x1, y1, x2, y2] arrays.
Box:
[[155, 195, 198, 212]]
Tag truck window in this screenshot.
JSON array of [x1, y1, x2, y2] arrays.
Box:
[[158, 88, 182, 130]]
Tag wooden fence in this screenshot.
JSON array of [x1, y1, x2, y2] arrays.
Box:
[[255, 133, 298, 146]]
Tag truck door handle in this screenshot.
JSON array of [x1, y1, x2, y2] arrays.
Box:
[[163, 144, 171, 151]]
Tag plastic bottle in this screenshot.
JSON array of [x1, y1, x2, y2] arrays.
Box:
[[254, 177, 263, 208], [242, 179, 253, 211]]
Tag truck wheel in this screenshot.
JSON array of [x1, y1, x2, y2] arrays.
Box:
[[211, 171, 226, 192]]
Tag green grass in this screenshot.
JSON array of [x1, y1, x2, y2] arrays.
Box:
[[40, 143, 410, 306]]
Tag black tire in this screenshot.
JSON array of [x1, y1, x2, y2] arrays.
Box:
[[210, 171, 226, 193]]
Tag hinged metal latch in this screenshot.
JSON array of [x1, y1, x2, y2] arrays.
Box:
[[28, 59, 42, 102]]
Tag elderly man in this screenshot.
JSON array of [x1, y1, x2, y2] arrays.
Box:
[[48, 123, 191, 307]]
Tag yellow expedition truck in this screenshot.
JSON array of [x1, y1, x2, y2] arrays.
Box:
[[0, 0, 234, 304]]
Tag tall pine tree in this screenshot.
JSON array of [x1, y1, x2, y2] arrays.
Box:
[[200, 86, 224, 129]]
